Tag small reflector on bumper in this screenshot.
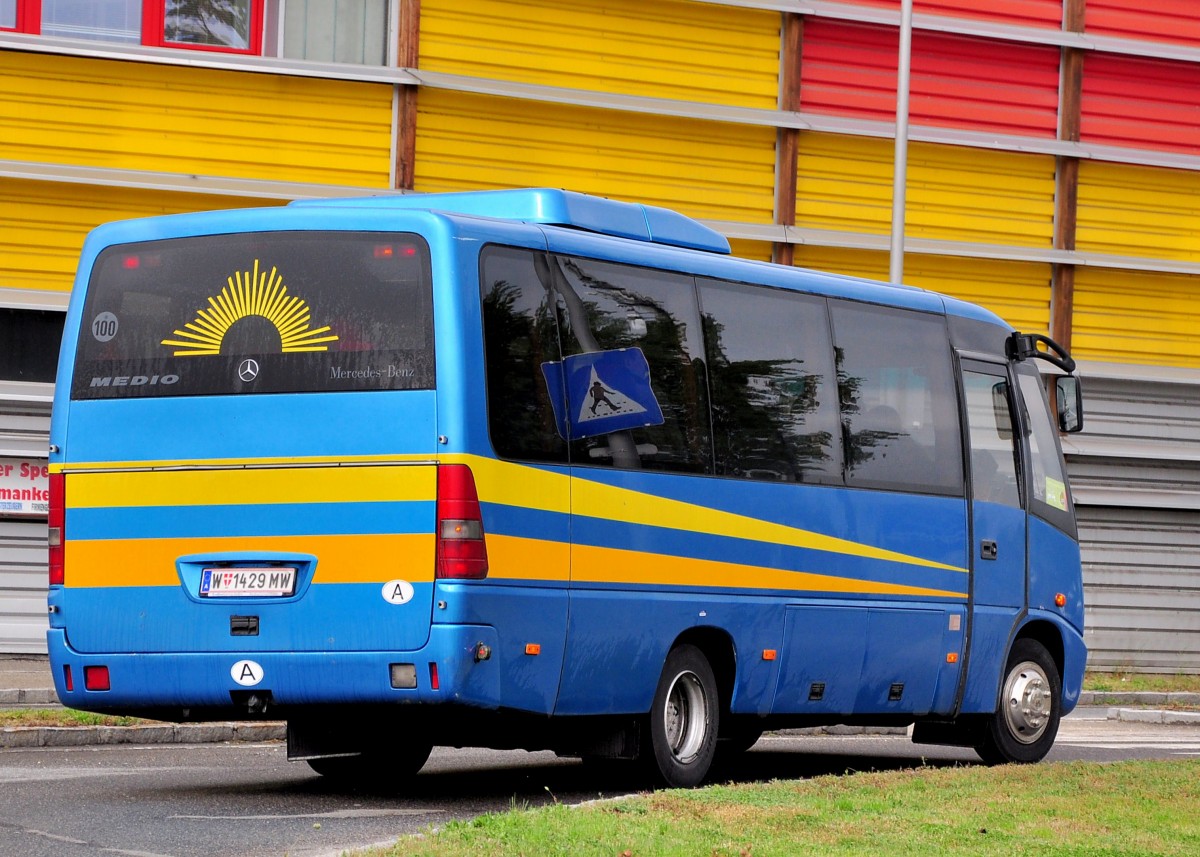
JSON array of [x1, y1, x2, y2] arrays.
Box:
[[389, 663, 417, 689]]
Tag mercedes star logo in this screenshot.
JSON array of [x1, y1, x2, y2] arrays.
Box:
[[238, 359, 260, 383]]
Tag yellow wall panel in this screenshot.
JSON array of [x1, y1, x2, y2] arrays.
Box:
[[902, 255, 1052, 335], [796, 246, 890, 281], [1077, 161, 1200, 262], [796, 246, 1051, 335], [727, 239, 772, 262], [1073, 267, 1200, 368], [796, 134, 1055, 247], [414, 90, 776, 225], [0, 179, 280, 294], [420, 0, 780, 110], [1, 52, 393, 187]]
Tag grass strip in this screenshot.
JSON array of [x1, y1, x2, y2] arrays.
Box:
[[369, 760, 1200, 857]]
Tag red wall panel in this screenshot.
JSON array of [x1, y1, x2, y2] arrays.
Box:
[[1080, 53, 1200, 155], [800, 20, 1060, 137], [852, 0, 1063, 29], [1085, 0, 1200, 49]]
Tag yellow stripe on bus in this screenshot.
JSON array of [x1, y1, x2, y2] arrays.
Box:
[[64, 533, 435, 588], [67, 464, 435, 509], [571, 544, 966, 600], [570, 476, 967, 574]]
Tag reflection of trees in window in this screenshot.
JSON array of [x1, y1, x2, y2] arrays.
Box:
[[555, 258, 711, 474], [166, 0, 250, 47], [703, 312, 830, 482], [481, 279, 568, 464]]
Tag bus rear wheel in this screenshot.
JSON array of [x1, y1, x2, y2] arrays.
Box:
[[645, 644, 719, 788], [976, 638, 1061, 765]]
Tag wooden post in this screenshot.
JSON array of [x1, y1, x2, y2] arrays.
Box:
[[395, 0, 421, 191], [1051, 0, 1085, 350], [774, 13, 803, 267]]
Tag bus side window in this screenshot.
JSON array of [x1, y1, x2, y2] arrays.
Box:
[[697, 279, 840, 483], [831, 301, 963, 495], [962, 371, 1021, 508], [1016, 367, 1074, 528], [553, 256, 712, 475], [480, 246, 569, 464]]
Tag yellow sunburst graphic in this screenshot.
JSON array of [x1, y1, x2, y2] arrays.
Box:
[[161, 259, 339, 357]]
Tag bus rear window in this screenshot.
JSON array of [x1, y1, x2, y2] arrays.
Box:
[[71, 232, 434, 399]]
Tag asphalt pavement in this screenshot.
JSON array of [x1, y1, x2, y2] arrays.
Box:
[[3, 654, 1199, 748]]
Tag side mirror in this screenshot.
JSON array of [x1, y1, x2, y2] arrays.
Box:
[[1056, 376, 1083, 434]]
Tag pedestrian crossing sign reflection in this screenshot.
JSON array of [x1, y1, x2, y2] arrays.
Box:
[[541, 347, 665, 441]]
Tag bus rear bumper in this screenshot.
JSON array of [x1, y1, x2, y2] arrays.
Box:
[[45, 624, 501, 717]]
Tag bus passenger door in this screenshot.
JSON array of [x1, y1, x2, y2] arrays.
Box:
[[960, 362, 1027, 691]]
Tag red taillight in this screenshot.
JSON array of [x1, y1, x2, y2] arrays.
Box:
[[48, 472, 64, 586], [435, 464, 488, 579], [84, 665, 110, 691]]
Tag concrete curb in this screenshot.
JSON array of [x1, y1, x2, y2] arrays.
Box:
[[1080, 691, 1200, 707], [1106, 708, 1200, 726], [0, 688, 60, 707], [1, 722, 285, 749]]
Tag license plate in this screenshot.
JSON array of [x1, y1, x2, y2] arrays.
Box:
[[200, 567, 296, 597]]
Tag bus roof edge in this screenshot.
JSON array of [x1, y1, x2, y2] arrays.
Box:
[[289, 188, 732, 255]]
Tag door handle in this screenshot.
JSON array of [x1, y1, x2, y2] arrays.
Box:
[[980, 540, 998, 561]]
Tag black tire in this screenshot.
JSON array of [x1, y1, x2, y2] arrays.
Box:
[[976, 638, 1061, 765], [645, 644, 719, 788], [306, 741, 432, 784]]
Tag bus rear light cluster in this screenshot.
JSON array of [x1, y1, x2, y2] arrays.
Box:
[[48, 473, 65, 586], [435, 464, 489, 579], [84, 665, 110, 691]]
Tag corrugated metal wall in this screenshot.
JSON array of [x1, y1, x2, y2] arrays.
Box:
[[1066, 368, 1200, 673], [3, 0, 1200, 669], [1084, 0, 1200, 46], [854, 0, 1064, 28], [799, 20, 1060, 137], [420, 0, 780, 108], [415, 89, 777, 224], [1, 51, 394, 187], [1081, 52, 1200, 155], [0, 178, 277, 294]]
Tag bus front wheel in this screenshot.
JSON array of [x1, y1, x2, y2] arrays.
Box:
[[645, 644, 719, 787], [306, 742, 432, 785], [976, 638, 1061, 765]]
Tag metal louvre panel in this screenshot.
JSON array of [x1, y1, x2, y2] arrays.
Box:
[[1084, 0, 1200, 49], [1081, 53, 1200, 156], [1078, 506, 1200, 673], [0, 392, 50, 654], [0, 519, 48, 654], [794, 134, 1056, 247], [799, 20, 1060, 137], [0, 178, 275, 295], [1, 51, 393, 187], [419, 0, 781, 109], [1072, 267, 1200, 368], [1066, 367, 1200, 673], [413, 89, 777, 224]]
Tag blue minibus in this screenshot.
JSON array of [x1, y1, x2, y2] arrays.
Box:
[[48, 189, 1085, 786]]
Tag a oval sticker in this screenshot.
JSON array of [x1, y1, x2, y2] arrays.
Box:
[[231, 659, 264, 687], [382, 579, 415, 605]]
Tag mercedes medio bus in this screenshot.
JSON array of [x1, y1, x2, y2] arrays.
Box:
[[48, 189, 1086, 787]]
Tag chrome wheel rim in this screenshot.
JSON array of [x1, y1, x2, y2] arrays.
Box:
[[1002, 660, 1053, 745], [663, 671, 708, 764]]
